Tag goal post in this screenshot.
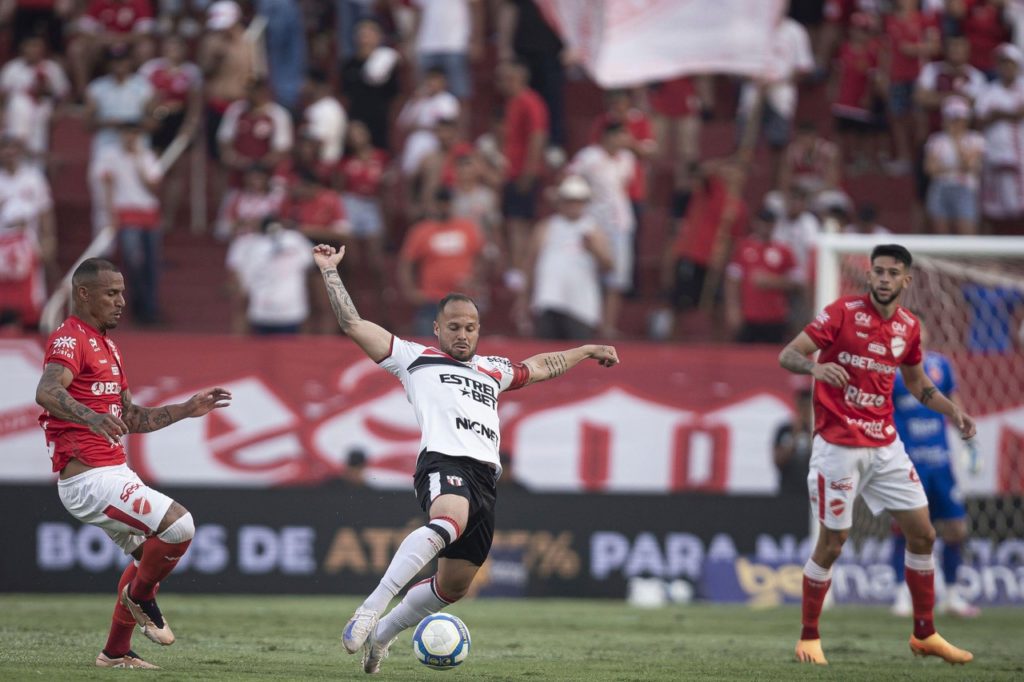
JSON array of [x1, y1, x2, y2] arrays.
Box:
[[814, 234, 1024, 584]]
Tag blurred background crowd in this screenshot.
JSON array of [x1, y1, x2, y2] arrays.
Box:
[[1, 0, 1023, 344]]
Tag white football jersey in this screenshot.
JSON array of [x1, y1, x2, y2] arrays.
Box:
[[380, 337, 529, 471]]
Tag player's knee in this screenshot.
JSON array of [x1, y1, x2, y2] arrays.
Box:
[[434, 578, 470, 603], [158, 511, 195, 544], [906, 524, 936, 551], [941, 521, 967, 544]]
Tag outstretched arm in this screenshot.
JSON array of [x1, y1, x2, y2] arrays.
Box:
[[121, 387, 232, 434], [36, 362, 127, 445], [313, 244, 394, 362], [899, 362, 976, 439], [520, 344, 619, 386]]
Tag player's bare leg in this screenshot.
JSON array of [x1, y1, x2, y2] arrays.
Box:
[[795, 524, 846, 665], [364, 559, 478, 674], [343, 495, 468, 654], [891, 507, 973, 665], [120, 501, 195, 646]]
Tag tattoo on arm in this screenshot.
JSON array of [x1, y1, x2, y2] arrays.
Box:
[[39, 365, 96, 425], [779, 346, 815, 375], [919, 386, 938, 406], [322, 269, 362, 330], [121, 391, 177, 433], [542, 353, 568, 379]]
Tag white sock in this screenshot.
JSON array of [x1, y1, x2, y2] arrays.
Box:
[[374, 576, 452, 643], [905, 551, 934, 573], [804, 559, 833, 582], [362, 520, 459, 612]]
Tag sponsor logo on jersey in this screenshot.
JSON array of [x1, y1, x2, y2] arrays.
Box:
[[89, 338, 101, 352], [844, 416, 888, 439], [91, 381, 121, 396], [891, 321, 908, 336], [440, 374, 497, 409], [111, 365, 120, 375], [120, 482, 141, 503], [455, 417, 499, 444], [844, 384, 886, 408], [51, 336, 76, 358], [837, 351, 897, 374], [867, 342, 886, 356], [854, 312, 873, 327], [890, 336, 906, 359], [446, 475, 464, 487], [814, 310, 830, 327], [844, 299, 866, 309], [896, 308, 916, 325], [856, 332, 868, 339], [830, 477, 854, 491]]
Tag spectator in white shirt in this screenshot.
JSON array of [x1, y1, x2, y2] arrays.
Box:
[[0, 34, 69, 166], [771, 183, 821, 286], [397, 67, 460, 179], [974, 43, 1024, 231], [736, 16, 815, 182], [407, 0, 483, 100], [84, 46, 155, 234], [226, 215, 314, 335], [302, 68, 347, 165], [568, 121, 635, 336], [91, 121, 164, 324], [526, 175, 612, 340], [0, 135, 56, 281], [925, 96, 985, 234]]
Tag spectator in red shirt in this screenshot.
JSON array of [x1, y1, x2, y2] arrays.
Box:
[[67, 0, 155, 98], [946, 0, 1012, 78], [656, 159, 748, 340], [647, 76, 702, 216], [831, 13, 886, 175], [398, 187, 485, 336], [884, 0, 940, 172], [497, 60, 548, 277], [215, 164, 286, 240], [724, 207, 803, 344], [217, 78, 294, 188], [283, 169, 349, 243]]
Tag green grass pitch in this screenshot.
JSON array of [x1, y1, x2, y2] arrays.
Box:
[[0, 595, 1021, 680]]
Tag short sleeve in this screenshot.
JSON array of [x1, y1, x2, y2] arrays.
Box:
[[379, 336, 427, 378], [480, 355, 530, 392], [803, 299, 845, 349], [901, 324, 923, 367], [44, 328, 84, 375]]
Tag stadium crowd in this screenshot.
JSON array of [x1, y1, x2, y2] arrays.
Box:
[[0, 0, 1022, 340]]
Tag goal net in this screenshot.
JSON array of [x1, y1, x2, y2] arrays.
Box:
[[815, 234, 1024, 602]]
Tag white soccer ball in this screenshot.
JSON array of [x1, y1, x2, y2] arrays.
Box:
[[412, 613, 471, 670]]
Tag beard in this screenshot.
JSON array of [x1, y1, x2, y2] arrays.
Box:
[[869, 285, 899, 305], [443, 341, 476, 361]]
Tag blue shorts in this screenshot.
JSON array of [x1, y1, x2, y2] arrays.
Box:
[[926, 180, 978, 222], [916, 463, 966, 521], [888, 81, 915, 116]]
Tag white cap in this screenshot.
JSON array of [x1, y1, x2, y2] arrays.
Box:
[[558, 175, 591, 201], [995, 43, 1024, 66], [207, 0, 241, 30], [942, 95, 971, 121]]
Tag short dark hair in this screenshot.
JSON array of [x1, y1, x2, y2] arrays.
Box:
[[870, 244, 913, 268], [436, 293, 479, 319], [72, 258, 120, 289]]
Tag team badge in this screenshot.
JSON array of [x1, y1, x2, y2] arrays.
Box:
[[890, 336, 906, 359], [830, 498, 845, 517]]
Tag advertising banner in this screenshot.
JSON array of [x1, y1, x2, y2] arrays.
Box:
[[3, 337, 1021, 495]]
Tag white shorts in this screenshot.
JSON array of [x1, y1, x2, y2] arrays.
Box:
[[57, 463, 174, 555], [807, 435, 928, 530]]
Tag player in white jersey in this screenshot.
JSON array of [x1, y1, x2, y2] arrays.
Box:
[[311, 243, 620, 673]]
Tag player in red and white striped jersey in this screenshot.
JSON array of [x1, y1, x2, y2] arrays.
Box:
[[311, 243, 619, 674], [35, 258, 231, 670], [779, 244, 975, 666]]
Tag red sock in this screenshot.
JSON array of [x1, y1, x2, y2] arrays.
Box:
[[800, 576, 831, 641], [130, 536, 191, 601], [104, 562, 138, 657], [905, 567, 936, 639]]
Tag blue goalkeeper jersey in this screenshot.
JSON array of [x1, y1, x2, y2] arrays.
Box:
[[892, 351, 956, 468]]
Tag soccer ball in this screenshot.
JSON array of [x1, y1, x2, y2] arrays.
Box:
[[412, 613, 471, 670]]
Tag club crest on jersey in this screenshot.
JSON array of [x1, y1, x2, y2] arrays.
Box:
[[854, 312, 872, 327], [890, 336, 906, 359], [830, 499, 845, 516]]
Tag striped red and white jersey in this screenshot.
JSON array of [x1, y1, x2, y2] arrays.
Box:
[[379, 337, 529, 472]]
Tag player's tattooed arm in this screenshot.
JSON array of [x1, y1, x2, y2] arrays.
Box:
[[121, 387, 232, 433], [522, 345, 619, 385], [35, 363, 128, 444], [899, 362, 976, 439], [779, 332, 849, 387], [313, 244, 394, 362], [919, 386, 938, 406]]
